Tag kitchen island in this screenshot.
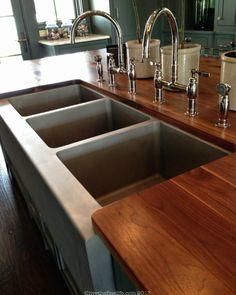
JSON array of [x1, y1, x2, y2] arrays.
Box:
[[0, 49, 235, 294]]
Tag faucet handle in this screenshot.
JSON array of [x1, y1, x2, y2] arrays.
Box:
[[150, 61, 161, 68], [129, 57, 138, 64], [216, 83, 231, 96], [107, 53, 115, 65], [107, 52, 115, 58], [94, 54, 102, 63], [191, 69, 210, 78]]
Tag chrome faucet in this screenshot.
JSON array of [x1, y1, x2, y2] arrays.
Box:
[[70, 10, 126, 73], [185, 69, 210, 117], [94, 54, 104, 82], [142, 8, 187, 94], [150, 61, 164, 103], [107, 53, 116, 87], [128, 58, 136, 94], [215, 83, 231, 128]]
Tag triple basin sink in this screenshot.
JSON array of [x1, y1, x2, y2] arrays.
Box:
[[3, 80, 230, 292], [9, 81, 228, 206]]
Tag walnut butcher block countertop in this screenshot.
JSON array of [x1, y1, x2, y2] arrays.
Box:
[[0, 49, 235, 294]]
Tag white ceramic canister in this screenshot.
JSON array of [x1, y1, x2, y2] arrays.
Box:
[[220, 50, 236, 111], [161, 43, 201, 85], [125, 39, 160, 79]]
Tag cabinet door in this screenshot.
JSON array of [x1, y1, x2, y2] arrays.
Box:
[[216, 0, 236, 31], [214, 33, 235, 47], [111, 0, 137, 42], [111, 0, 161, 42], [185, 32, 214, 48]]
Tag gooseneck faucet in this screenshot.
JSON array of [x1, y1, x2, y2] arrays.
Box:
[[70, 10, 126, 73], [142, 8, 185, 92], [142, 8, 178, 85]]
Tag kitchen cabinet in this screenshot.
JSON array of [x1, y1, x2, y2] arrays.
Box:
[[184, 31, 214, 48], [88, 0, 161, 43], [162, 0, 236, 51], [214, 33, 235, 48], [215, 0, 236, 33], [111, 0, 137, 42], [88, 0, 135, 43]]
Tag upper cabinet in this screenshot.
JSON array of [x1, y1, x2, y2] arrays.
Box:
[[111, 0, 136, 42], [215, 0, 236, 32], [88, 0, 162, 43], [162, 0, 235, 49], [88, 0, 136, 42]]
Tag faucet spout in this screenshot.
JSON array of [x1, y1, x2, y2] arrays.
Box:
[[142, 8, 179, 84], [70, 10, 125, 72]]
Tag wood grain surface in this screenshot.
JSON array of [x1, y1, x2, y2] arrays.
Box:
[[93, 179, 236, 294], [0, 50, 236, 151]]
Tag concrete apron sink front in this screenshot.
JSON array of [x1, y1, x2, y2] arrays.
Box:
[[0, 81, 230, 293]]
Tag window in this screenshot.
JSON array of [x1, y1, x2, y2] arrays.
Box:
[[0, 0, 21, 61], [34, 0, 83, 23]]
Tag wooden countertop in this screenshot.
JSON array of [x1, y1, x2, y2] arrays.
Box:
[[0, 49, 235, 294]]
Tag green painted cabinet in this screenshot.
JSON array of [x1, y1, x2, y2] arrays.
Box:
[[215, 0, 236, 33], [184, 31, 214, 48], [161, 0, 236, 50], [88, 0, 161, 43], [111, 0, 137, 42], [89, 0, 136, 43]]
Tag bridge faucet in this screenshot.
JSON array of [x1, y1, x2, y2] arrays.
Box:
[[70, 10, 126, 73], [142, 8, 185, 92]]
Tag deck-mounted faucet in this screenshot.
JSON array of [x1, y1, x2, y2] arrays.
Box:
[[70, 10, 137, 90], [142, 8, 186, 92], [215, 83, 231, 128], [70, 10, 126, 73]]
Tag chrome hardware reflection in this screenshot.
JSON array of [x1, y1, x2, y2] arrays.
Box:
[[216, 83, 231, 128], [128, 58, 136, 94], [71, 10, 126, 73]]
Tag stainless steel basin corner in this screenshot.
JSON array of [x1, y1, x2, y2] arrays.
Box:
[[27, 98, 151, 148], [9, 83, 104, 116], [57, 121, 229, 206]]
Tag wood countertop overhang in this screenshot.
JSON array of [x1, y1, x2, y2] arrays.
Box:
[[0, 49, 235, 294]]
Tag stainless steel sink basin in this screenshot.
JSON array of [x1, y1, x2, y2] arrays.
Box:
[[27, 98, 151, 148], [57, 121, 229, 206], [9, 83, 104, 116]]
